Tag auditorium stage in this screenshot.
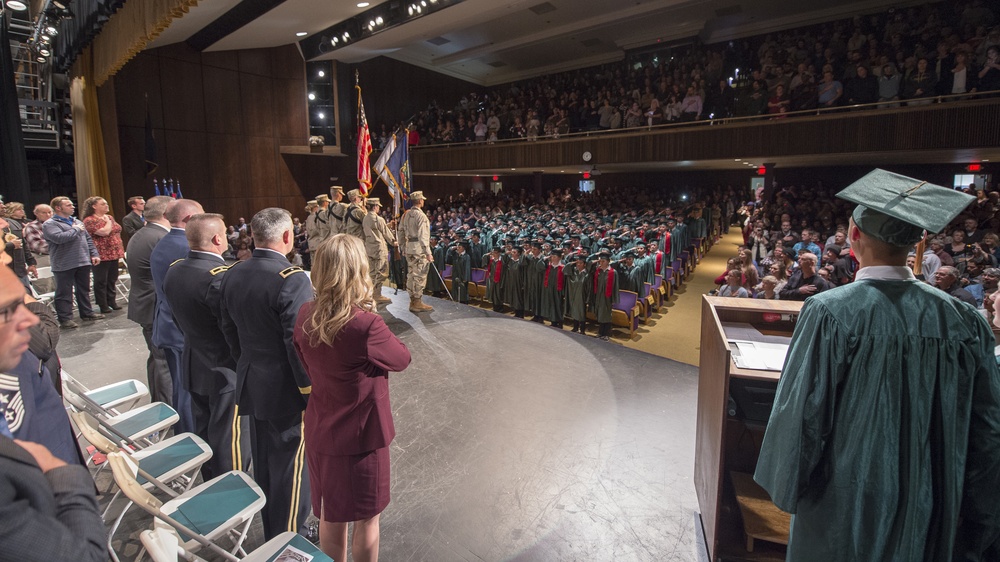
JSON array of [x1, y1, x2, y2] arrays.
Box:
[[60, 291, 703, 561]]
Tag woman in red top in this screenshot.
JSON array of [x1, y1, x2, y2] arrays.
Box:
[[293, 234, 411, 562], [81, 196, 124, 312]]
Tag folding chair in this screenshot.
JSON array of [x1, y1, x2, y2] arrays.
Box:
[[63, 374, 177, 448], [62, 370, 148, 414], [116, 258, 131, 301], [108, 451, 266, 562], [72, 412, 212, 562], [141, 529, 334, 562]]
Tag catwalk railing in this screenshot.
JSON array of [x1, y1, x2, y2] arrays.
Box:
[[410, 92, 1000, 173]]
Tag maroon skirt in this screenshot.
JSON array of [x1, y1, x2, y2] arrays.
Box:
[[307, 447, 390, 522]]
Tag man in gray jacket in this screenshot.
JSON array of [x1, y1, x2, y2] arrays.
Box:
[[41, 197, 102, 329]]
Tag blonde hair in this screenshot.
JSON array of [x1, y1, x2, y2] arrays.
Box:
[[306, 234, 374, 347]]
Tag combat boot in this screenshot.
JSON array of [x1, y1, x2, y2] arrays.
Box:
[[409, 295, 434, 312], [373, 285, 392, 304]]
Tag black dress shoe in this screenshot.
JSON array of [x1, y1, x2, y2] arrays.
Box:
[[109, 303, 123, 310], [60, 320, 79, 329], [81, 313, 105, 321], [100, 307, 114, 314]]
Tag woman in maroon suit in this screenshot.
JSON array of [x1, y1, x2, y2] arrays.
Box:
[[293, 234, 411, 562]]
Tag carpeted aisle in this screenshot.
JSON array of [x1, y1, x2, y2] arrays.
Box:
[[624, 229, 745, 366]]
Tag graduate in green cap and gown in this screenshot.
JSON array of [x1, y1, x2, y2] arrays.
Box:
[[426, 234, 447, 295], [565, 252, 591, 333], [590, 250, 619, 341], [502, 246, 528, 318], [485, 247, 505, 312], [538, 248, 566, 328], [446, 241, 471, 304], [525, 242, 546, 322], [755, 169, 1000, 561]]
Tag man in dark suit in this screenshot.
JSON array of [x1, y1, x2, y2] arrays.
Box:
[[162, 213, 247, 479], [120, 195, 146, 239], [150, 198, 203, 435], [0, 263, 106, 561], [125, 195, 173, 405], [220, 207, 313, 540]]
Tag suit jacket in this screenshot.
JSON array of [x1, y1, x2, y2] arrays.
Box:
[[126, 223, 169, 326], [121, 211, 144, 238], [0, 436, 106, 561], [220, 249, 313, 419], [293, 303, 410, 455], [162, 251, 237, 396], [149, 228, 189, 350]]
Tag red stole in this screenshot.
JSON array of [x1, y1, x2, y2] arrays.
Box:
[[492, 258, 503, 282], [544, 264, 564, 290], [594, 267, 614, 297]]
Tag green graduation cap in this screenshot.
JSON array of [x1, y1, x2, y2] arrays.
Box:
[[835, 169, 974, 246]]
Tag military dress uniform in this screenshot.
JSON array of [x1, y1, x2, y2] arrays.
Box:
[[397, 192, 433, 311], [306, 199, 330, 254], [162, 251, 248, 479], [343, 191, 367, 239], [327, 201, 348, 236], [219, 249, 313, 540], [362, 199, 395, 302]]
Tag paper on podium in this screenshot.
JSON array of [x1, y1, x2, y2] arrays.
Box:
[[729, 340, 789, 371]]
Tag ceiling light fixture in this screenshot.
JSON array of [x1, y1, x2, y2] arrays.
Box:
[[308, 93, 316, 100], [375, 16, 383, 25], [296, 31, 308, 37], [5, 0, 28, 11], [357, 1, 369, 6], [46, 25, 57, 35], [317, 70, 325, 77]]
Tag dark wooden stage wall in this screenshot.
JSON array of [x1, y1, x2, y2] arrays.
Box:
[[102, 42, 348, 222]]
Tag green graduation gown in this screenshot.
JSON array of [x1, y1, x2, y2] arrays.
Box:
[[502, 255, 527, 310], [426, 243, 448, 292], [485, 255, 504, 305], [755, 274, 1000, 562], [538, 262, 565, 322], [446, 250, 471, 303], [590, 266, 619, 323], [565, 264, 590, 322], [524, 254, 545, 316]]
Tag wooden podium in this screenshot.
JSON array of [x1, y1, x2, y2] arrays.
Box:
[[695, 297, 804, 561]]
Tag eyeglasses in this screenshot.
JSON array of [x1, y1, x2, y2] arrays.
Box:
[[0, 299, 26, 323]]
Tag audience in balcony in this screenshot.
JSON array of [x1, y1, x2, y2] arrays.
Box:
[[376, 1, 998, 147]]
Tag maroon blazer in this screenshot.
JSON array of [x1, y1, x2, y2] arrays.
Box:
[[293, 303, 411, 456]]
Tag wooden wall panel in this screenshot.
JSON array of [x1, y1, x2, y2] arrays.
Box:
[[239, 49, 273, 77], [164, 130, 210, 198], [276, 78, 307, 140], [240, 73, 275, 138], [108, 43, 320, 220], [113, 52, 161, 129], [203, 68, 243, 135], [159, 57, 206, 133], [206, 133, 249, 200], [247, 136, 278, 195], [202, 50, 239, 71]]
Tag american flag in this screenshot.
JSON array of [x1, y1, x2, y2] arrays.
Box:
[[356, 83, 373, 196]]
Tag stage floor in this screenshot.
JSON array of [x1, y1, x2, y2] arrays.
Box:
[[60, 290, 702, 561]]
